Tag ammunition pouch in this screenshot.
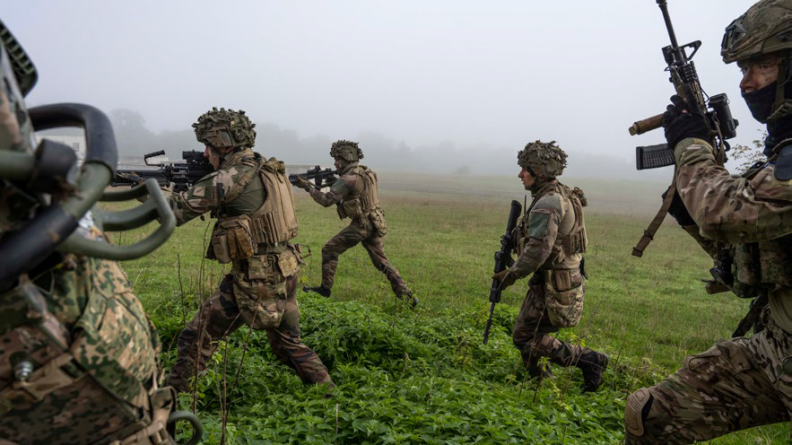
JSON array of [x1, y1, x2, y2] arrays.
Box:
[[341, 198, 364, 220], [207, 215, 255, 264], [543, 269, 585, 328], [369, 207, 388, 237], [233, 251, 300, 329]]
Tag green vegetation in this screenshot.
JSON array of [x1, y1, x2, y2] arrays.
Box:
[[108, 174, 785, 444]]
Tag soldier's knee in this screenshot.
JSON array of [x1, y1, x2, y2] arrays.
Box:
[[624, 388, 657, 443]]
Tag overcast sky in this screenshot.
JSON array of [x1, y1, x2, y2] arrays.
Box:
[[6, 0, 764, 169]]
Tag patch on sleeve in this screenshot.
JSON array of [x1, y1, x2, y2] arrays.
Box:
[[775, 144, 792, 181], [192, 186, 205, 198], [527, 210, 551, 238]]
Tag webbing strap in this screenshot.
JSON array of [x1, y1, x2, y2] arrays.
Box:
[[632, 183, 676, 258]]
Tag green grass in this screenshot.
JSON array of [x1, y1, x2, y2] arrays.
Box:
[[104, 173, 786, 444]]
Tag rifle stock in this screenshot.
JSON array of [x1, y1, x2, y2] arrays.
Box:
[[483, 199, 522, 345]]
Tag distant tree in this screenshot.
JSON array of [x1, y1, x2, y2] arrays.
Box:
[[730, 130, 767, 174], [453, 165, 471, 175], [109, 109, 157, 157]]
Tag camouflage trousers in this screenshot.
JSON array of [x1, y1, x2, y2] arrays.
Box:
[[512, 274, 591, 371], [169, 274, 332, 391], [625, 295, 792, 444], [321, 219, 409, 296]]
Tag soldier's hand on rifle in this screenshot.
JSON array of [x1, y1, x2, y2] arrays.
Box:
[[295, 176, 313, 191], [661, 188, 695, 227], [662, 95, 710, 150], [492, 270, 517, 289]]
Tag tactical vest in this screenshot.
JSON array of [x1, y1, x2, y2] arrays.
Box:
[[208, 154, 299, 264], [518, 181, 588, 264], [731, 144, 792, 295], [339, 165, 380, 220], [0, 258, 176, 445]]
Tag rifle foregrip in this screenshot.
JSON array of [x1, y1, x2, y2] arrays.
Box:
[[629, 113, 664, 136]]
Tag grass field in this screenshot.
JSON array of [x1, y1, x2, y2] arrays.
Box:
[[107, 173, 786, 444]]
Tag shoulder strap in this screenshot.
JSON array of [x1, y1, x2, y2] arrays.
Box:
[[222, 155, 265, 205]]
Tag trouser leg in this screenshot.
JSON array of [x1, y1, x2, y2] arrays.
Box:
[[625, 310, 792, 444], [362, 232, 409, 296], [169, 275, 246, 392], [512, 276, 590, 370], [321, 223, 365, 290], [266, 275, 333, 384]]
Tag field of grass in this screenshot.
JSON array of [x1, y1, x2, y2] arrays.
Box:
[[106, 173, 786, 444]]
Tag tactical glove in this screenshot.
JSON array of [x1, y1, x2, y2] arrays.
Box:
[[662, 95, 710, 151], [661, 188, 695, 227], [295, 176, 312, 191], [492, 269, 517, 289]]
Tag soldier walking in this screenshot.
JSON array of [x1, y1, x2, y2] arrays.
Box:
[[295, 140, 417, 306], [166, 108, 333, 392], [493, 141, 609, 391], [625, 1, 792, 442]]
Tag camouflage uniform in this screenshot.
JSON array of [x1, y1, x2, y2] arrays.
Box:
[[502, 141, 608, 390], [625, 1, 792, 442], [167, 113, 332, 392], [0, 21, 180, 444], [302, 141, 411, 300]]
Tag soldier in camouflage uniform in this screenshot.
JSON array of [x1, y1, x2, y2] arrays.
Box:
[[294, 140, 418, 307], [0, 20, 191, 444], [492, 141, 609, 391], [625, 1, 792, 443], [166, 108, 333, 393]]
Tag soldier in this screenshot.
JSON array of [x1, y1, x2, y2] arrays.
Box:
[[166, 108, 333, 392], [624, 1, 792, 443], [294, 140, 418, 307], [0, 20, 198, 444], [492, 141, 609, 392]]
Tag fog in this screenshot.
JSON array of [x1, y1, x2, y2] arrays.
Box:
[[7, 0, 764, 179]]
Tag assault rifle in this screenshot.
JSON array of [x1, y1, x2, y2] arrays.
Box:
[[483, 200, 522, 345], [112, 150, 213, 193], [629, 0, 739, 258], [288, 165, 338, 189]]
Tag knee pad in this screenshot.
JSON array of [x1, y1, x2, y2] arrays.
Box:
[[625, 387, 654, 438]]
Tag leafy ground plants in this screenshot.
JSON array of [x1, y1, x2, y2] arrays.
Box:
[[111, 174, 788, 444]]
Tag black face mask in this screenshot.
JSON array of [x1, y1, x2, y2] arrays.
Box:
[[742, 81, 776, 124]]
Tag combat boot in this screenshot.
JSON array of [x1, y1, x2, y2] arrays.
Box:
[[400, 291, 419, 308], [577, 350, 609, 393], [303, 285, 331, 298], [527, 363, 553, 381]]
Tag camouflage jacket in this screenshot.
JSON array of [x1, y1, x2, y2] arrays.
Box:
[[508, 180, 587, 281], [168, 148, 266, 225], [309, 162, 365, 207], [675, 137, 792, 243]]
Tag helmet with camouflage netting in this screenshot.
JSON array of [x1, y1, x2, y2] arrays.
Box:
[[722, 0, 792, 121], [192, 107, 256, 150], [721, 0, 792, 64], [330, 140, 363, 162], [517, 140, 567, 178]]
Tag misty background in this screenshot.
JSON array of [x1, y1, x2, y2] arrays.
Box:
[[7, 1, 764, 181]]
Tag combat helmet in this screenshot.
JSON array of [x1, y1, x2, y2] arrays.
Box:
[[330, 140, 363, 162], [193, 107, 256, 150], [517, 140, 567, 178], [722, 0, 792, 120]]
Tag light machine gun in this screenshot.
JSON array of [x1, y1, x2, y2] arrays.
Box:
[[483, 200, 522, 345], [629, 0, 739, 261], [288, 165, 338, 189], [113, 150, 213, 193]]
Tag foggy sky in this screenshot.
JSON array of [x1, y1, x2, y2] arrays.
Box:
[[6, 0, 764, 176]]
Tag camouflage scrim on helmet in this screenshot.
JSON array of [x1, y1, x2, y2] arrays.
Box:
[[721, 0, 792, 64], [518, 140, 567, 177], [330, 140, 363, 162], [192, 107, 256, 149]]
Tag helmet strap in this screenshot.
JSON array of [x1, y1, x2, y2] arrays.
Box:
[[769, 52, 792, 121]]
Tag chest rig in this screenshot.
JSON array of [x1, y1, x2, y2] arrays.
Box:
[[338, 165, 380, 220], [207, 154, 299, 264]]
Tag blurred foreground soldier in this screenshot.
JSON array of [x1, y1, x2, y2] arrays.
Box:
[[492, 141, 608, 391], [295, 140, 417, 306], [166, 108, 333, 392], [625, 1, 792, 443], [0, 20, 201, 444]]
